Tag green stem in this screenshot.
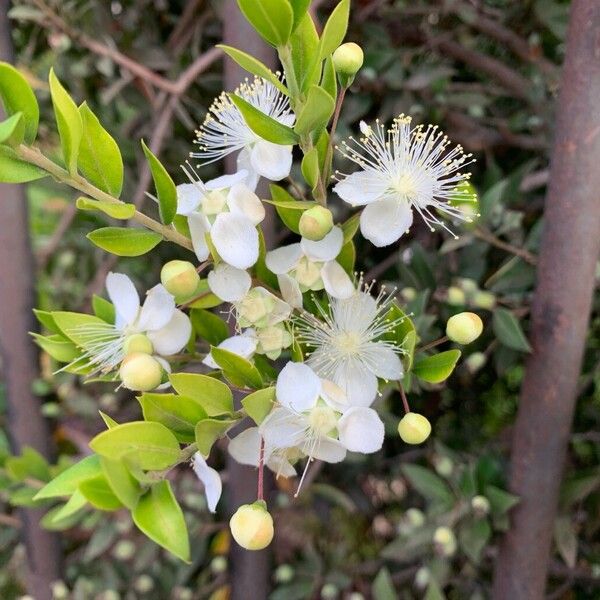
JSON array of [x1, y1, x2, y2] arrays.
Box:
[[278, 45, 302, 108], [150, 442, 199, 481], [16, 145, 194, 252], [323, 86, 346, 187]]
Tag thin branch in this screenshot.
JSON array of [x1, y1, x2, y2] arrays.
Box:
[[473, 225, 538, 265]]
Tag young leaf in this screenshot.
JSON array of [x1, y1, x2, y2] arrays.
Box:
[[493, 308, 532, 352], [89, 421, 181, 470], [190, 309, 229, 346], [289, 0, 311, 31], [0, 62, 39, 143], [229, 94, 298, 145], [236, 0, 293, 47], [78, 474, 123, 511], [34, 455, 102, 500], [87, 227, 162, 256], [269, 183, 317, 233], [47, 489, 88, 525], [400, 464, 454, 507], [301, 146, 320, 189], [169, 373, 234, 416], [132, 480, 190, 562], [76, 197, 136, 220], [210, 346, 263, 389], [195, 417, 238, 456], [320, 56, 338, 100], [291, 13, 320, 91], [78, 103, 124, 197], [319, 0, 350, 59], [294, 85, 335, 135], [141, 140, 177, 224], [0, 146, 47, 183], [0, 112, 25, 145], [100, 457, 141, 510], [31, 333, 80, 363], [241, 387, 275, 425], [413, 350, 461, 383], [459, 518, 491, 563], [484, 485, 520, 515], [373, 567, 396, 600], [49, 68, 83, 175]]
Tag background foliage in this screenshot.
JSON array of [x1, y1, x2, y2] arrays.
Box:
[[1, 0, 599, 598]]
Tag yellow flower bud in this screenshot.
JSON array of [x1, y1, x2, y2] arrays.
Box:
[[465, 351, 486, 374], [473, 290, 496, 310], [229, 502, 274, 551], [471, 495, 491, 517], [123, 333, 154, 355], [293, 257, 323, 290], [433, 526, 457, 557], [119, 352, 163, 391], [397, 412, 431, 445], [332, 42, 364, 77], [457, 277, 479, 295], [161, 260, 200, 298], [446, 312, 483, 344], [447, 286, 466, 306], [298, 206, 334, 241]]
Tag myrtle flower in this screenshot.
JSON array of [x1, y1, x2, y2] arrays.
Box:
[[73, 273, 191, 374], [265, 226, 355, 308], [235, 287, 292, 329], [333, 115, 476, 247], [192, 77, 295, 189], [295, 286, 404, 406], [191, 453, 222, 513]]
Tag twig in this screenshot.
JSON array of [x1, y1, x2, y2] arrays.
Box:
[[36, 202, 77, 268], [473, 226, 538, 265]]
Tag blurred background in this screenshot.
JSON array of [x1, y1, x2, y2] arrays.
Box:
[[1, 0, 599, 599]]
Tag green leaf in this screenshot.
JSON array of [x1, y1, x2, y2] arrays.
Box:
[[237, 0, 293, 47], [291, 13, 320, 91], [210, 346, 263, 389], [217, 45, 288, 94], [76, 197, 135, 219], [78, 103, 123, 196], [318, 0, 350, 59], [87, 227, 162, 257], [5, 447, 50, 482], [31, 333, 80, 363], [34, 455, 102, 500], [242, 387, 276, 425], [190, 309, 229, 346], [99, 411, 119, 429], [320, 56, 338, 101], [269, 183, 317, 233], [493, 308, 532, 352], [341, 212, 360, 243], [400, 464, 454, 507], [78, 474, 123, 511], [294, 85, 335, 135], [484, 485, 519, 515], [141, 140, 177, 224], [92, 295, 115, 323], [229, 94, 298, 145], [424, 581, 446, 600], [51, 311, 107, 347], [49, 68, 83, 175], [0, 62, 39, 143], [373, 567, 396, 600], [132, 480, 190, 562], [195, 417, 237, 456], [301, 146, 320, 189], [459, 518, 491, 563], [89, 422, 181, 470], [413, 350, 461, 384], [34, 309, 60, 334], [554, 515, 577, 568], [0, 112, 25, 145], [383, 302, 417, 371], [47, 489, 88, 526], [289, 0, 310, 31], [100, 457, 141, 510], [169, 373, 234, 416], [139, 393, 208, 443], [336, 240, 355, 275], [0, 145, 47, 183]]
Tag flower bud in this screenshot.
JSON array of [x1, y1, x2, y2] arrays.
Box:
[[433, 526, 457, 557], [473, 290, 496, 310], [406, 508, 426, 528], [256, 324, 293, 359], [414, 567, 431, 590], [238, 289, 274, 327], [123, 333, 153, 355], [465, 351, 486, 374], [210, 556, 228, 574], [457, 277, 478, 295], [398, 412, 431, 445], [321, 583, 339, 600], [299, 206, 334, 241], [161, 260, 200, 298], [119, 352, 163, 392], [274, 564, 295, 584], [133, 575, 154, 594], [401, 287, 417, 302], [433, 455, 454, 478], [446, 312, 483, 345], [447, 286, 466, 306], [471, 495, 491, 517], [293, 257, 322, 290], [229, 501, 274, 551], [332, 42, 364, 78]]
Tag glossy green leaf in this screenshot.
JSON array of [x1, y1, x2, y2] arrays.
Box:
[[341, 212, 360, 243], [47, 489, 88, 525], [269, 183, 317, 233], [301, 146, 320, 189], [320, 56, 338, 101], [242, 387, 276, 425], [31, 333, 80, 363], [34, 455, 102, 500], [291, 13, 320, 91], [195, 417, 238, 456], [190, 309, 229, 346], [79, 474, 123, 511], [210, 346, 263, 389], [0, 112, 25, 145], [373, 567, 396, 600], [336, 240, 355, 275], [401, 464, 454, 507], [493, 308, 532, 352], [289, 0, 310, 31], [0, 146, 47, 183], [484, 485, 519, 515], [132, 480, 190, 562], [87, 227, 162, 256], [141, 140, 177, 224], [92, 295, 115, 323], [99, 411, 119, 429], [49, 68, 82, 174], [237, 0, 293, 47], [413, 350, 461, 384], [100, 457, 141, 510], [229, 94, 298, 145], [5, 447, 50, 483], [459, 518, 491, 564], [169, 373, 234, 416], [0, 62, 39, 143], [76, 197, 135, 219], [294, 85, 335, 135], [318, 0, 350, 59], [51, 311, 107, 347]]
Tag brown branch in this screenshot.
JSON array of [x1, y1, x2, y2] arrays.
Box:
[[473, 226, 538, 266]]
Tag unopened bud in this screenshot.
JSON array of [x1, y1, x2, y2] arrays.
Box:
[[446, 312, 483, 345], [406, 508, 426, 528], [133, 575, 154, 593], [447, 286, 466, 306], [398, 413, 431, 445], [210, 556, 228, 574], [123, 333, 153, 355], [401, 287, 417, 302], [471, 495, 491, 517], [473, 290, 496, 310], [274, 564, 295, 583], [238, 288, 274, 327], [321, 583, 339, 600], [414, 567, 431, 590], [161, 260, 200, 298], [256, 324, 293, 359], [332, 42, 364, 79], [299, 206, 334, 241], [465, 352, 487, 374], [229, 501, 274, 551], [433, 526, 457, 557], [457, 278, 478, 295], [433, 455, 454, 478], [119, 353, 163, 391], [293, 257, 322, 289]]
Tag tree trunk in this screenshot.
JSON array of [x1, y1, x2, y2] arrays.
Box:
[[0, 2, 62, 597], [492, 1, 600, 598]]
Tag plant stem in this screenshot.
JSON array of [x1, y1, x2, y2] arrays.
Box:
[[323, 86, 346, 185], [16, 145, 194, 252], [257, 436, 265, 501], [398, 382, 411, 414], [418, 335, 449, 353]]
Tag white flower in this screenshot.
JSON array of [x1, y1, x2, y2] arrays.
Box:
[[235, 287, 292, 329], [202, 330, 258, 369], [295, 287, 404, 406], [259, 362, 385, 493], [176, 172, 265, 270], [72, 273, 191, 375], [192, 77, 295, 189], [191, 453, 222, 513], [265, 226, 355, 307], [333, 115, 476, 247]]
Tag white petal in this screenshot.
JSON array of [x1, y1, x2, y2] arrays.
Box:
[[228, 427, 261, 467], [331, 291, 377, 332], [188, 213, 211, 262], [321, 261, 355, 299], [360, 197, 413, 247], [207, 263, 251, 302], [311, 437, 347, 463], [250, 140, 293, 181], [301, 226, 343, 262], [338, 407, 384, 453], [333, 363, 379, 407], [320, 379, 349, 412], [211, 213, 259, 269], [192, 453, 222, 513], [237, 148, 260, 191], [266, 454, 296, 478], [106, 272, 140, 329], [260, 407, 306, 449], [368, 344, 404, 380], [333, 170, 389, 206], [277, 274, 303, 309], [276, 361, 321, 412], [205, 170, 248, 190], [176, 183, 202, 215], [227, 183, 265, 225], [147, 310, 191, 356], [137, 284, 175, 332], [202, 333, 257, 369], [265, 244, 302, 274]]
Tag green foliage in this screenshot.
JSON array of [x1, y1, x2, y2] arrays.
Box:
[[413, 350, 462, 384], [141, 140, 177, 224], [0, 146, 47, 182], [210, 346, 264, 389], [236, 0, 294, 47], [0, 61, 39, 143], [242, 387, 276, 425], [169, 373, 234, 416], [76, 197, 135, 219], [87, 227, 163, 256]]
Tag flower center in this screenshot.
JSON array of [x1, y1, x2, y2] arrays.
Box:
[[393, 173, 417, 200], [333, 331, 361, 356], [308, 406, 338, 436]]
